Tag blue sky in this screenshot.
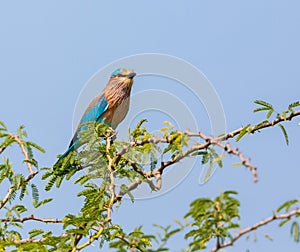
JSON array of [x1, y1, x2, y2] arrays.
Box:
[[1, 1, 300, 251]]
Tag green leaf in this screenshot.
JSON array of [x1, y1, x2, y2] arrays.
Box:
[[201, 151, 209, 165], [23, 159, 38, 167], [236, 124, 251, 142], [254, 100, 275, 118], [276, 199, 298, 213], [232, 163, 242, 167], [264, 234, 273, 241], [253, 107, 270, 113], [266, 109, 274, 119], [34, 198, 53, 209], [252, 120, 269, 131], [212, 154, 224, 168], [291, 221, 300, 242], [31, 183, 39, 203], [66, 168, 77, 180], [27, 141, 46, 153], [278, 123, 289, 145], [254, 100, 274, 110], [17, 125, 25, 137], [159, 121, 174, 132], [29, 229, 44, 238], [45, 176, 56, 191], [279, 219, 291, 227], [288, 101, 300, 113], [136, 119, 148, 129], [75, 175, 90, 185], [66, 228, 88, 235], [0, 121, 7, 130], [13, 204, 28, 216], [19, 184, 27, 200], [55, 175, 64, 188], [282, 110, 288, 120], [120, 184, 134, 203]]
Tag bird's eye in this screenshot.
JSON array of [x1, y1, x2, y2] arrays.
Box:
[[116, 74, 126, 78]]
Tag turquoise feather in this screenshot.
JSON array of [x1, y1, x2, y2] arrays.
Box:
[[55, 68, 136, 164]]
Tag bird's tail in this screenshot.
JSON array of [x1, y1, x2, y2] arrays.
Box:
[[59, 144, 74, 161], [53, 131, 79, 168], [53, 143, 76, 168]]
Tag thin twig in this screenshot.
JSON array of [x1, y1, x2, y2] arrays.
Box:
[[128, 161, 161, 191], [192, 132, 258, 182], [114, 137, 171, 166], [106, 131, 116, 221], [115, 179, 143, 202], [0, 171, 38, 210], [73, 227, 104, 252], [217, 110, 300, 141], [0, 214, 62, 223], [9, 134, 34, 174], [212, 207, 300, 252], [157, 144, 207, 174], [0, 234, 70, 244], [222, 142, 257, 182], [115, 235, 145, 252]]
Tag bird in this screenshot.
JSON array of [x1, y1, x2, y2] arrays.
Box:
[[56, 68, 136, 163]]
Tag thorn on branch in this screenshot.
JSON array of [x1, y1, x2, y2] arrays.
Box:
[[0, 147, 6, 154], [219, 142, 258, 183]]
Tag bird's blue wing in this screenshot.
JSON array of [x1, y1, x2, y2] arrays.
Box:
[[68, 93, 108, 148], [81, 93, 108, 124], [56, 94, 109, 163]]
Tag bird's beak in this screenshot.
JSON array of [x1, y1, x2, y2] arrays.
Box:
[[127, 72, 136, 79]]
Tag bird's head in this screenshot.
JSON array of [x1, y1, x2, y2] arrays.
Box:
[[110, 68, 136, 87]]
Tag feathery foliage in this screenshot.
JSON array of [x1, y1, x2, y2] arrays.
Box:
[[1, 100, 300, 251]]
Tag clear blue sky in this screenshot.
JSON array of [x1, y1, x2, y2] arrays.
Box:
[[1, 1, 300, 251]]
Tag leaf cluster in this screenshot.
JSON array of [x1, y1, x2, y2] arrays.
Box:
[[184, 191, 240, 250]]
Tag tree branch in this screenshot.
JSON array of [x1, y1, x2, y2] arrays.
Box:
[[0, 234, 70, 244], [115, 235, 145, 252], [218, 109, 300, 141], [111, 109, 300, 201], [106, 131, 116, 222], [9, 134, 34, 175], [0, 214, 62, 224], [212, 207, 300, 252], [0, 171, 38, 209], [0, 146, 6, 154], [222, 142, 257, 182], [190, 132, 258, 182], [115, 179, 143, 202], [72, 131, 117, 251]]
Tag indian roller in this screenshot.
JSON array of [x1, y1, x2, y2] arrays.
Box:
[[57, 68, 136, 162]]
